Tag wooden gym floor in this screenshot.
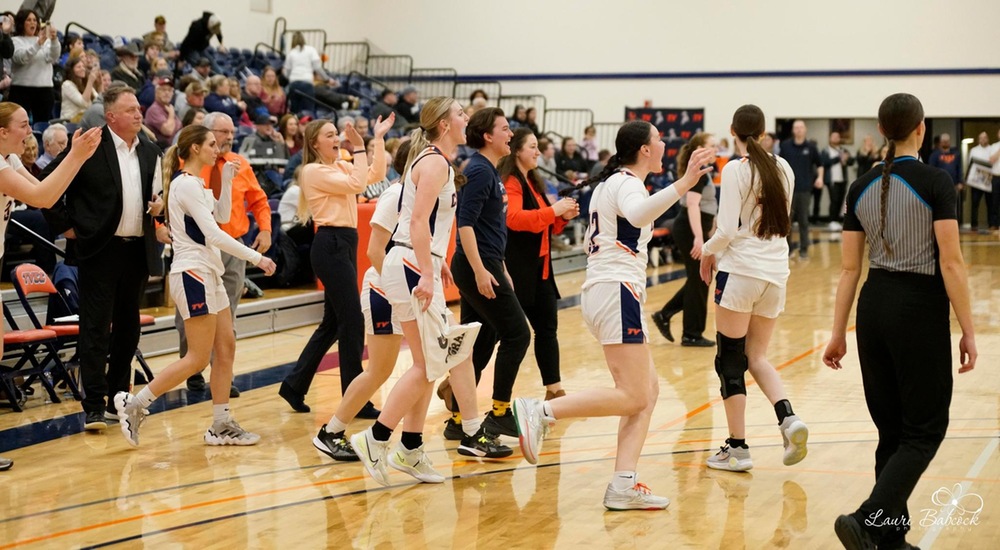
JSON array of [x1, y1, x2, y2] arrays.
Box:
[[0, 235, 996, 549]]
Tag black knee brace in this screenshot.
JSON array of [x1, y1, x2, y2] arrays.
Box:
[[715, 333, 748, 399]]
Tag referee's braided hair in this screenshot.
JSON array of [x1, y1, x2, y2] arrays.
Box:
[[876, 93, 924, 257], [733, 104, 790, 239]]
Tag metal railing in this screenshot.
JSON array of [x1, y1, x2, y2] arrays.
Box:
[[272, 17, 287, 51], [63, 22, 115, 47], [280, 29, 327, 56], [453, 81, 501, 106], [366, 55, 413, 92], [543, 109, 594, 142], [324, 42, 370, 76], [499, 94, 547, 129], [344, 71, 393, 103], [409, 68, 457, 100], [593, 122, 622, 152]]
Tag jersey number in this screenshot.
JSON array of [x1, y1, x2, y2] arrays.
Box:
[[2, 201, 11, 223], [587, 211, 600, 255]]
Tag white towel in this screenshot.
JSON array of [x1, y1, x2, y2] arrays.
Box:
[[411, 294, 481, 381]]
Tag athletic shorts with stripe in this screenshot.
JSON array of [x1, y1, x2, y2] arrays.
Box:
[[361, 267, 402, 336], [581, 281, 650, 345], [171, 269, 230, 320], [379, 247, 449, 323], [713, 271, 785, 319]]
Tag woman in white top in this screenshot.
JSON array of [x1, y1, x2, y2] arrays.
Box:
[[283, 31, 333, 115], [114, 125, 276, 449], [9, 9, 59, 123], [513, 120, 713, 510], [60, 56, 99, 122], [0, 102, 101, 472], [699, 104, 808, 472]]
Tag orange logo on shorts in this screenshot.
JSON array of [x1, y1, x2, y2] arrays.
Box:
[[627, 328, 643, 336], [375, 321, 389, 329], [191, 302, 206, 310]]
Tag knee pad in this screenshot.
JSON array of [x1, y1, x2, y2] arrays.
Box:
[[714, 333, 748, 399]]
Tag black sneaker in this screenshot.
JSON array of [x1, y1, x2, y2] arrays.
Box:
[[313, 426, 360, 462], [187, 372, 207, 392], [458, 427, 513, 458], [83, 410, 107, 431], [482, 409, 518, 438], [681, 336, 715, 347], [279, 381, 310, 413], [443, 418, 464, 441], [651, 310, 676, 342], [356, 402, 381, 420], [834, 514, 877, 550], [229, 385, 240, 398]]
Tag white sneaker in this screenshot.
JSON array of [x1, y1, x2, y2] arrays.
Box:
[[115, 392, 145, 447], [512, 397, 551, 464], [204, 418, 260, 446], [706, 441, 753, 472], [388, 444, 445, 483], [350, 428, 391, 486], [779, 415, 809, 465], [603, 482, 670, 511], [827, 221, 843, 231]]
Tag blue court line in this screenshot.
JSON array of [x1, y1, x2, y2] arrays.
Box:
[[0, 267, 687, 454], [78, 434, 1000, 549]]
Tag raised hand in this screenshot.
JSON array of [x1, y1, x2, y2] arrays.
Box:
[[345, 123, 365, 150], [372, 113, 396, 139], [67, 128, 103, 161]]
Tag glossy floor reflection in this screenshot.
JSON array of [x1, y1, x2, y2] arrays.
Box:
[[0, 237, 997, 549]]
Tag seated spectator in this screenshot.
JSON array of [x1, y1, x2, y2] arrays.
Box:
[[84, 47, 100, 70], [284, 150, 302, 182], [226, 75, 251, 126], [137, 41, 160, 77], [580, 125, 598, 162], [372, 89, 405, 131], [313, 78, 358, 112], [239, 113, 288, 165], [34, 122, 66, 171], [278, 113, 302, 155], [556, 136, 590, 181], [79, 73, 112, 130], [259, 66, 286, 117], [175, 79, 207, 120], [525, 107, 540, 136], [142, 15, 178, 59], [59, 33, 82, 67], [20, 133, 40, 177], [354, 116, 370, 138], [537, 137, 559, 195], [590, 149, 611, 177], [469, 88, 488, 104], [242, 74, 269, 121], [144, 73, 179, 149], [189, 57, 212, 84], [204, 74, 243, 125], [510, 104, 527, 129], [137, 65, 170, 109], [179, 11, 224, 73], [60, 55, 99, 122], [394, 86, 420, 124], [110, 42, 143, 92], [174, 107, 206, 144]]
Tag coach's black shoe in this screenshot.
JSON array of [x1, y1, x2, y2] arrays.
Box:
[[279, 381, 310, 413], [186, 372, 207, 392], [356, 402, 381, 420], [458, 427, 513, 459], [681, 336, 715, 348], [482, 409, 518, 438], [834, 514, 876, 550], [313, 426, 360, 462], [651, 310, 677, 342], [84, 410, 107, 431]]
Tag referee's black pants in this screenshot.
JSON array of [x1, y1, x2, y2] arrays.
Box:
[[852, 269, 952, 545]]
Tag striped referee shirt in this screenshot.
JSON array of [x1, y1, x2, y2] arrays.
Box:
[[844, 157, 956, 277]]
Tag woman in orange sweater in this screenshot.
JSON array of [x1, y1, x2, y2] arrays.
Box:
[[279, 112, 395, 414], [499, 128, 579, 399]]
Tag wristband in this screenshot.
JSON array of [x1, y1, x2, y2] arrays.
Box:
[[353, 149, 367, 154]]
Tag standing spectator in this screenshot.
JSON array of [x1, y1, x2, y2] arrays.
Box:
[[59, 56, 98, 122], [968, 132, 993, 232], [524, 107, 540, 137], [204, 75, 243, 126], [179, 11, 224, 74], [178, 112, 272, 395], [175, 80, 207, 121], [283, 32, 331, 115], [110, 42, 143, 92], [989, 129, 1000, 232], [779, 120, 823, 260], [556, 136, 588, 181], [394, 86, 420, 125], [142, 15, 177, 58], [144, 74, 179, 149], [278, 113, 302, 156], [821, 131, 855, 228], [259, 66, 286, 117], [41, 84, 165, 431], [580, 125, 599, 162], [10, 8, 58, 123], [928, 133, 964, 226], [0, 13, 14, 101], [855, 134, 879, 178], [34, 122, 66, 171]]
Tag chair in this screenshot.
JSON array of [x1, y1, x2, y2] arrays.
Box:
[[1, 304, 80, 411]]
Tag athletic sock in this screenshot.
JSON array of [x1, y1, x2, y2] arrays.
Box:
[[492, 400, 510, 416], [462, 416, 482, 437], [212, 404, 230, 423], [729, 438, 747, 449], [611, 471, 636, 491], [774, 399, 794, 424], [542, 401, 555, 420], [371, 421, 393, 442], [401, 431, 423, 450], [325, 417, 348, 435], [451, 411, 462, 424], [134, 386, 156, 409]]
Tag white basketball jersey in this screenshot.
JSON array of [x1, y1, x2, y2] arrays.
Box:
[[393, 147, 457, 259], [583, 170, 650, 288], [0, 154, 23, 261]]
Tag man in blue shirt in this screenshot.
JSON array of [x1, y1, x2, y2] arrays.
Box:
[[928, 133, 964, 225], [779, 120, 824, 259]]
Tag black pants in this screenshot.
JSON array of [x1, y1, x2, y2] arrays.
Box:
[[451, 253, 530, 403], [8, 85, 53, 125], [810, 185, 823, 223], [283, 227, 364, 396], [853, 270, 952, 543], [788, 191, 811, 254], [970, 187, 988, 229], [519, 271, 561, 386], [660, 213, 713, 339], [77, 238, 148, 414], [992, 176, 1000, 228], [828, 180, 847, 222]]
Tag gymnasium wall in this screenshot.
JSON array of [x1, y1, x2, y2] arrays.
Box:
[[49, 1, 999, 137]]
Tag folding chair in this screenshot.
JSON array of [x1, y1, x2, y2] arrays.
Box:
[[1, 304, 78, 411]]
